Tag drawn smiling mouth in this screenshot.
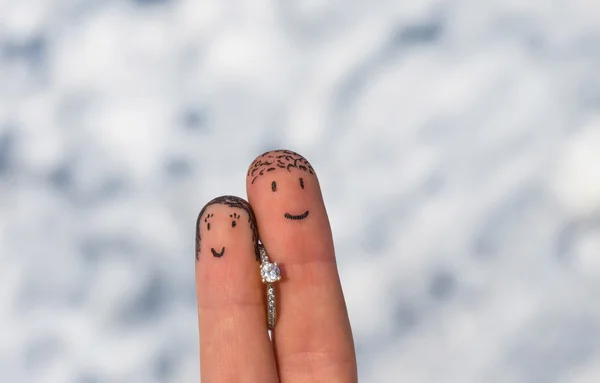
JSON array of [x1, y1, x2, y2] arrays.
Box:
[[211, 247, 225, 257], [284, 210, 309, 220]]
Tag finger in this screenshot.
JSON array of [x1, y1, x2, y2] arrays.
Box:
[[246, 150, 358, 383], [195, 195, 279, 383]]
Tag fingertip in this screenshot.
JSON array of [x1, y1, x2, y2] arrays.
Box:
[[246, 149, 324, 229], [195, 195, 260, 262]]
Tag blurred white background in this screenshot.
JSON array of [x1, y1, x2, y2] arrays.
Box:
[[2, 0, 600, 382]]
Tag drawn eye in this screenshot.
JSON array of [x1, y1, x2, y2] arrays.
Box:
[[271, 181, 277, 192], [229, 212, 239, 227], [299, 177, 305, 189], [207, 223, 211, 231]]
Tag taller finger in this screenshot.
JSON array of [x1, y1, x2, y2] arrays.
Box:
[[246, 150, 358, 383]]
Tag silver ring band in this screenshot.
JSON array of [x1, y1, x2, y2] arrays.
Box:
[[259, 244, 280, 330], [266, 283, 276, 329]]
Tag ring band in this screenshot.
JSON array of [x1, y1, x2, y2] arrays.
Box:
[[259, 244, 281, 330]]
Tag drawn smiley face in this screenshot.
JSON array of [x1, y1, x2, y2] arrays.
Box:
[[195, 196, 259, 261], [271, 177, 310, 220], [202, 212, 243, 257], [247, 150, 316, 222]]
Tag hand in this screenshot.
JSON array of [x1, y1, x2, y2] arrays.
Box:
[[195, 150, 358, 382]]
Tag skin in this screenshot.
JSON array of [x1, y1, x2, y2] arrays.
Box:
[[195, 150, 358, 383]]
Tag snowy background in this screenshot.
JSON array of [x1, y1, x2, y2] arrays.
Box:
[[2, 0, 600, 382]]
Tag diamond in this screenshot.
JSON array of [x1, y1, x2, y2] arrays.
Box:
[[261, 262, 281, 283]]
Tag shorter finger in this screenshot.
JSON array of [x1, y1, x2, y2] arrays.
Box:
[[195, 196, 278, 383]]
